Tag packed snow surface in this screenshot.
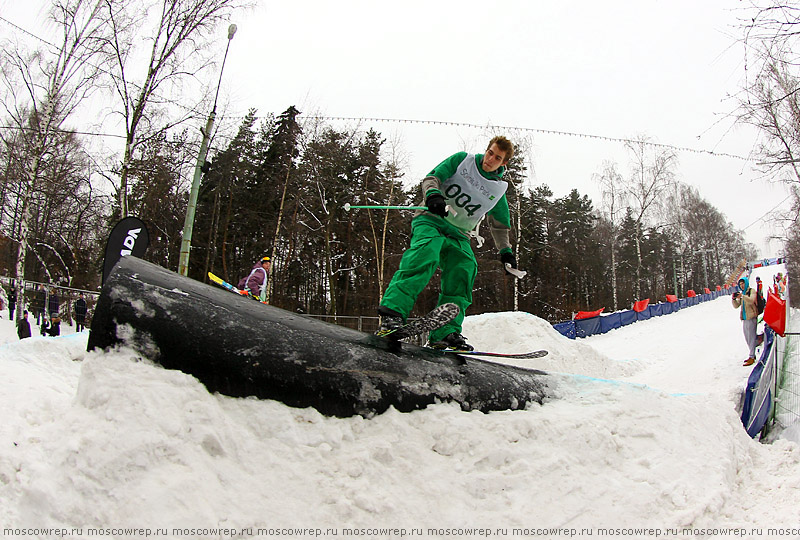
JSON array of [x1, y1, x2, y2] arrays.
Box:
[[1, 265, 799, 539]]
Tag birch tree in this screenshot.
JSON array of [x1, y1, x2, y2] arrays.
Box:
[[0, 0, 110, 318], [595, 160, 626, 310], [737, 2, 800, 254], [624, 135, 677, 300], [102, 0, 241, 218]]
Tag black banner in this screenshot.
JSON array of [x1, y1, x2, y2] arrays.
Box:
[[102, 217, 150, 284]]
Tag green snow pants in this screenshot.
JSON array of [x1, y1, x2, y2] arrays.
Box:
[[379, 214, 477, 342]]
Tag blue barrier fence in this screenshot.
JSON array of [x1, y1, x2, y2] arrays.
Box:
[[553, 288, 736, 339]]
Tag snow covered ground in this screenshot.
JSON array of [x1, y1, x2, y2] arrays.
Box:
[[1, 266, 799, 540]]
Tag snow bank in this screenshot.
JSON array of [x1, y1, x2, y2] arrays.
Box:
[[1, 284, 800, 535]]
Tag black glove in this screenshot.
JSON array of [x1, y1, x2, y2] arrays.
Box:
[[500, 252, 517, 273], [426, 192, 448, 217]]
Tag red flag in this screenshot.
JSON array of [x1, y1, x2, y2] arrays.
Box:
[[633, 299, 650, 312], [574, 308, 605, 320], [686, 290, 696, 297], [665, 294, 678, 303], [703, 287, 711, 294]]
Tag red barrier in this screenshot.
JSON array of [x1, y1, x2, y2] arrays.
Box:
[[763, 293, 786, 336], [575, 308, 605, 320]]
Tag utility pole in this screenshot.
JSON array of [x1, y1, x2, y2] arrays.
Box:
[[178, 24, 237, 277], [693, 248, 713, 291]]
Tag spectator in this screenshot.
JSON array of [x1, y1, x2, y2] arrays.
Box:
[[44, 315, 61, 336], [775, 272, 787, 297], [237, 256, 272, 302], [17, 310, 32, 339], [74, 293, 88, 332], [48, 288, 60, 318], [48, 288, 61, 337], [32, 285, 47, 325], [755, 276, 766, 314], [732, 277, 759, 366], [8, 284, 17, 320]]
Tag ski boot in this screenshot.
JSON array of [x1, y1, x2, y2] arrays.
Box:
[[428, 332, 474, 351], [376, 306, 404, 337]]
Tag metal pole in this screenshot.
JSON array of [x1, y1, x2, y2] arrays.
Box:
[[344, 204, 428, 211], [178, 111, 216, 276], [178, 24, 237, 277]]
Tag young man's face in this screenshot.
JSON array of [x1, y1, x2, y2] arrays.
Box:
[[481, 143, 509, 173]]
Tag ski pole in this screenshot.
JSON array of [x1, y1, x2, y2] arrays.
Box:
[[343, 203, 427, 211], [343, 203, 458, 215]]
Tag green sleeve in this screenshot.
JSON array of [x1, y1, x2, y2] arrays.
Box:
[[428, 152, 468, 182]]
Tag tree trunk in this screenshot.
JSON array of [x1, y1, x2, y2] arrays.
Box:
[[634, 221, 643, 300], [267, 166, 292, 303], [610, 239, 618, 311]]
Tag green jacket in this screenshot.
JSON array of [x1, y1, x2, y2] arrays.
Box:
[[418, 152, 512, 253]]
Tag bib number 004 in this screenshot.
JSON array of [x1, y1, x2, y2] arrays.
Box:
[[444, 183, 481, 217]]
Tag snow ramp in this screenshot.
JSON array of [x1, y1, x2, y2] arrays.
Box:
[[87, 257, 552, 417]]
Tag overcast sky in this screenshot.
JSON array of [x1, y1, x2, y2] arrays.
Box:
[[2, 0, 793, 257]]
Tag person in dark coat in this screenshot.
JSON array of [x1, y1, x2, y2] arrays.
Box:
[[74, 293, 88, 332], [33, 285, 46, 325], [8, 285, 17, 320], [47, 289, 61, 336], [17, 310, 32, 339], [48, 288, 60, 318]]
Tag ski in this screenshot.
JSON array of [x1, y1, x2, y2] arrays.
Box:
[[376, 303, 460, 341], [208, 272, 265, 303], [430, 348, 548, 359]]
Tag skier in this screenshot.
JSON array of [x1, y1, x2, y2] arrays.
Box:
[[377, 136, 519, 351], [237, 256, 272, 302]]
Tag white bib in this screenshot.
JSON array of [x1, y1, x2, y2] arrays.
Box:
[[440, 154, 508, 231]]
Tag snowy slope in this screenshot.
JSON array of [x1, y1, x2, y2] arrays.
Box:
[[1, 266, 799, 537]]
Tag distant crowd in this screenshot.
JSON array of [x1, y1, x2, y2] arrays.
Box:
[[0, 281, 93, 340]]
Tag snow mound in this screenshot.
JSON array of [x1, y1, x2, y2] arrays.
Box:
[[463, 311, 641, 378]]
